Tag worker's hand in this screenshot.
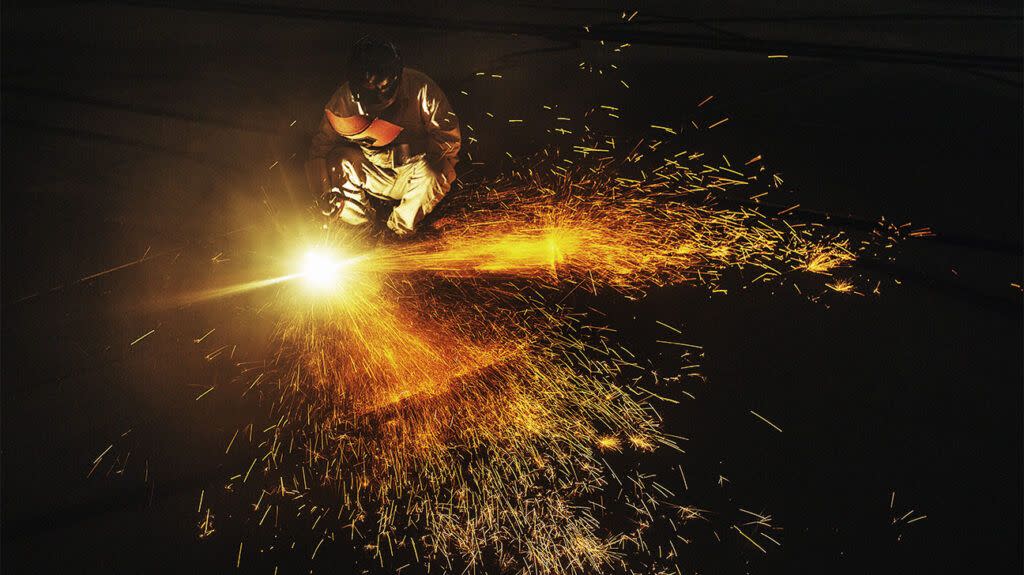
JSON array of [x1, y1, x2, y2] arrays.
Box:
[[319, 187, 345, 217]]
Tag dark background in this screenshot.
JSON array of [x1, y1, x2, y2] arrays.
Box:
[[2, 1, 1021, 573]]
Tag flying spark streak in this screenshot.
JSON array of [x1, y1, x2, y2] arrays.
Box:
[[171, 249, 365, 306], [183, 130, 902, 573], [750, 410, 784, 433], [178, 274, 299, 305], [130, 329, 156, 346], [732, 525, 768, 554]]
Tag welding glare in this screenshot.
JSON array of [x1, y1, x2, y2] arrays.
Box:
[[300, 249, 348, 291]]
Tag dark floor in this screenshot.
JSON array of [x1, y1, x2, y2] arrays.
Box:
[[2, 2, 1021, 573]]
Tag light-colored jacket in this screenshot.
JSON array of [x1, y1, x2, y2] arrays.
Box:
[[309, 67, 461, 183]]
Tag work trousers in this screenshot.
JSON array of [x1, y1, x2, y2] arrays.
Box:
[[330, 146, 447, 236]]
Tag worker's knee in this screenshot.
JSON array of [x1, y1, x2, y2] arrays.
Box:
[[385, 166, 448, 235]]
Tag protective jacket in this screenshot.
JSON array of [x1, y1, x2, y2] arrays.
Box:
[[308, 67, 461, 191]]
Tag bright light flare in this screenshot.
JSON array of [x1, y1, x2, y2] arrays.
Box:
[[299, 249, 349, 291]]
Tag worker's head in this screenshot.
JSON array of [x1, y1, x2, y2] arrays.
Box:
[[347, 37, 403, 113]]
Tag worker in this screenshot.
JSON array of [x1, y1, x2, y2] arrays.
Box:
[[306, 37, 461, 236]]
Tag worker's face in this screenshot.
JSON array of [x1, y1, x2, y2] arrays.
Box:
[[356, 73, 399, 112]]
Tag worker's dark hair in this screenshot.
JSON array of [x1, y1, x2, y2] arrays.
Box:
[[347, 36, 403, 85]]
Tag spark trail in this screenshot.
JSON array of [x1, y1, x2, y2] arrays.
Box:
[[191, 151, 881, 573]]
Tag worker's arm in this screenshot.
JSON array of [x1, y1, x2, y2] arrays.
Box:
[[306, 88, 363, 197], [417, 76, 461, 191]]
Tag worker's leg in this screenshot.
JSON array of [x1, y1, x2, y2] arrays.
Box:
[[385, 160, 449, 235], [330, 147, 397, 227]]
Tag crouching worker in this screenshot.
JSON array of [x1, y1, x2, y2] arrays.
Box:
[[305, 36, 461, 236]]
